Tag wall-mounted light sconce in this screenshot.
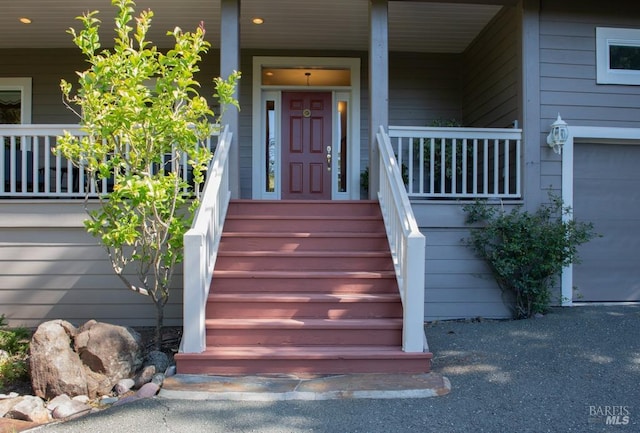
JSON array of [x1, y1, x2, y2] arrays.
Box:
[[546, 113, 569, 154]]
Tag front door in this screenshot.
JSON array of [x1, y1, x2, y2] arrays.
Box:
[[281, 91, 332, 199]]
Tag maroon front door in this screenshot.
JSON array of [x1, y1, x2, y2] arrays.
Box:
[[281, 91, 332, 199]]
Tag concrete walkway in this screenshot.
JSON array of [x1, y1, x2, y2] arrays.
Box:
[[35, 305, 640, 432], [160, 372, 450, 401]]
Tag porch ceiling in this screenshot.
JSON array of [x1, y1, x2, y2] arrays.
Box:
[[2, 0, 505, 53]]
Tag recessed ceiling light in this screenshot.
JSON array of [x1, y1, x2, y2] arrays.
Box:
[[19, 17, 32, 24], [252, 17, 264, 25]]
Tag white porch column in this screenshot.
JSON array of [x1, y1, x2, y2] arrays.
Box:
[[369, 0, 389, 199], [220, 0, 241, 198]]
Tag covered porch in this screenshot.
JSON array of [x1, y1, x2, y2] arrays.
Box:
[[0, 0, 533, 348]]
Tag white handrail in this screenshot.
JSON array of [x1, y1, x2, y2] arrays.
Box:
[[181, 125, 232, 353], [376, 125, 426, 353], [388, 125, 522, 199]]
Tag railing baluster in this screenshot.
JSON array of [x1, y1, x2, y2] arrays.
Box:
[[419, 137, 425, 195], [516, 139, 522, 196], [462, 138, 468, 195], [9, 136, 17, 193], [44, 136, 51, 193], [493, 139, 499, 196], [439, 136, 446, 194], [429, 138, 435, 194], [32, 136, 39, 192], [503, 139, 510, 196], [0, 136, 5, 194], [483, 138, 489, 196], [451, 138, 457, 195]]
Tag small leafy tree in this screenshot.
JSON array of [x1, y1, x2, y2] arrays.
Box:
[[463, 196, 597, 319], [56, 0, 239, 347]]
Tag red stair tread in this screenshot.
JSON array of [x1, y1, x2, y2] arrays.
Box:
[[213, 270, 396, 278], [205, 318, 403, 329], [208, 293, 401, 303], [217, 251, 391, 258], [222, 232, 387, 238], [179, 345, 432, 360]]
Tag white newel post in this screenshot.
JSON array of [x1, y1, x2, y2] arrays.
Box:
[[182, 231, 206, 353], [404, 231, 426, 352]]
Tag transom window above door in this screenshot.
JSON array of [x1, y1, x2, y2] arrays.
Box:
[[261, 67, 351, 87]]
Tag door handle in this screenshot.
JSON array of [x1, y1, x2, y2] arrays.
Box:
[[326, 146, 332, 171]]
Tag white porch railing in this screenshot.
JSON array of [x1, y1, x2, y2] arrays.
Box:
[[181, 125, 232, 353], [376, 126, 426, 353], [388, 126, 523, 199], [1, 124, 218, 198]]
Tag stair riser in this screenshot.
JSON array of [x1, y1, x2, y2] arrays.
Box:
[[206, 329, 402, 346], [176, 358, 430, 375], [216, 256, 394, 271], [223, 219, 385, 233], [227, 201, 382, 218], [219, 236, 389, 252], [206, 302, 403, 319], [211, 276, 398, 293]]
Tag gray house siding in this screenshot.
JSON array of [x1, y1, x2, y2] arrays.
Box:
[[463, 5, 520, 128], [539, 0, 640, 304], [540, 0, 640, 130], [0, 48, 210, 327], [1, 49, 83, 124], [415, 5, 521, 321], [389, 52, 463, 126], [0, 202, 183, 328]]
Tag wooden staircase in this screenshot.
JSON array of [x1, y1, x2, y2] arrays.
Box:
[[175, 200, 432, 375]]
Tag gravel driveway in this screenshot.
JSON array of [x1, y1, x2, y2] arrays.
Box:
[[39, 305, 640, 433]]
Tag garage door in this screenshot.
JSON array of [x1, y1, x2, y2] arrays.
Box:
[[573, 142, 640, 302]]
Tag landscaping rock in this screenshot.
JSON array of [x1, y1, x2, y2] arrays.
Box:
[[99, 396, 119, 406], [74, 320, 143, 384], [83, 366, 114, 399], [72, 395, 90, 404], [151, 373, 165, 387], [48, 395, 92, 420], [144, 350, 170, 373], [165, 365, 176, 377], [0, 397, 21, 417], [112, 395, 141, 407], [5, 395, 51, 424], [134, 365, 156, 388], [30, 320, 145, 400], [136, 382, 160, 399], [0, 417, 39, 432], [29, 320, 88, 399], [114, 378, 135, 396]]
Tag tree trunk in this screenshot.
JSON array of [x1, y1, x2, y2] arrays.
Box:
[[154, 303, 164, 351]]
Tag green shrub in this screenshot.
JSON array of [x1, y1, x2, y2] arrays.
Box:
[[0, 315, 30, 390], [463, 196, 598, 319]]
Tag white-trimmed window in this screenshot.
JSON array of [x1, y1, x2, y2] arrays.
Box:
[[596, 27, 640, 85], [0, 78, 32, 124]]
